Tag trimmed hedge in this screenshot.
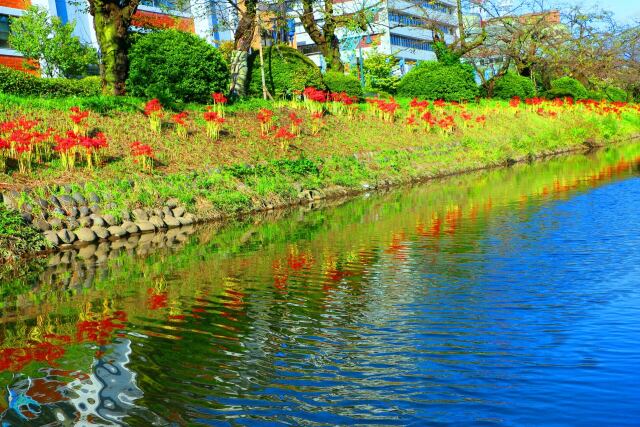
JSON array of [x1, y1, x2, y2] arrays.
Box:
[[247, 44, 324, 98], [0, 65, 101, 97], [546, 76, 588, 100], [604, 86, 628, 102], [484, 72, 536, 99], [127, 29, 229, 104], [397, 61, 478, 101], [323, 71, 363, 98]]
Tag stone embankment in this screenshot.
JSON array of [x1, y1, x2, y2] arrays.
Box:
[[1, 187, 197, 249]]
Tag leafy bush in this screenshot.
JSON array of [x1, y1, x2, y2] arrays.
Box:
[[0, 206, 48, 261], [127, 29, 229, 104], [484, 72, 536, 99], [247, 44, 324, 98], [0, 65, 101, 97], [323, 71, 363, 98], [397, 62, 478, 101], [546, 77, 588, 99], [0, 92, 142, 114], [363, 49, 400, 94], [603, 86, 628, 102]]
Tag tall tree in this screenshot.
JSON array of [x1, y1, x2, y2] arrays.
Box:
[[87, 0, 141, 95]]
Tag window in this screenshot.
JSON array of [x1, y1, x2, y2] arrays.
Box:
[[390, 34, 433, 51], [0, 15, 10, 49], [388, 11, 455, 34], [139, 0, 189, 13]]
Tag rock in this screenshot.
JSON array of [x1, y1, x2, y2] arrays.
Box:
[[43, 230, 60, 246], [172, 207, 185, 218], [162, 206, 173, 218], [72, 192, 86, 205], [78, 217, 92, 228], [68, 206, 79, 218], [163, 215, 180, 228], [165, 198, 179, 209], [79, 206, 90, 217], [62, 184, 73, 194], [135, 221, 155, 233], [65, 218, 80, 230], [90, 205, 101, 214], [75, 227, 97, 243], [78, 245, 96, 259], [177, 216, 193, 226], [149, 216, 166, 229], [48, 218, 63, 229], [58, 195, 76, 208], [20, 212, 33, 223], [89, 192, 100, 204], [36, 198, 49, 210], [152, 208, 163, 218], [103, 214, 117, 226], [107, 225, 127, 238], [34, 218, 51, 231], [57, 229, 76, 244], [50, 195, 62, 208], [132, 209, 148, 221], [21, 203, 33, 213], [121, 221, 139, 234], [91, 226, 110, 240], [90, 214, 106, 227], [121, 210, 131, 222], [53, 207, 66, 217]]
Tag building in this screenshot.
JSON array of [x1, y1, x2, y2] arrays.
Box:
[[290, 0, 458, 74], [1, 0, 456, 76]]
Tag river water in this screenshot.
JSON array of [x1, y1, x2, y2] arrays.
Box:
[[1, 144, 640, 426]]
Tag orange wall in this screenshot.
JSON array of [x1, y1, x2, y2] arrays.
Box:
[[132, 10, 195, 33], [0, 54, 38, 74], [0, 0, 29, 9]]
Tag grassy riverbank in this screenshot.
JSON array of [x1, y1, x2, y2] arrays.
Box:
[[1, 93, 639, 260]]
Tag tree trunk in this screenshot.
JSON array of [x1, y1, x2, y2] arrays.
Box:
[[229, 3, 256, 97], [89, 0, 138, 96], [300, 0, 344, 72]]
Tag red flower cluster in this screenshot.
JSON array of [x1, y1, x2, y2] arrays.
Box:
[[303, 87, 327, 103], [144, 98, 163, 116], [130, 141, 154, 158], [212, 92, 228, 104], [171, 111, 189, 126], [69, 107, 89, 125]]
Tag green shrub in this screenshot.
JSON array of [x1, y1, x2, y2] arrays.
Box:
[[603, 86, 628, 102], [546, 76, 588, 99], [127, 29, 229, 104], [397, 61, 478, 101], [0, 206, 49, 261], [323, 71, 363, 98], [0, 65, 101, 97], [247, 44, 324, 98], [484, 72, 536, 99]]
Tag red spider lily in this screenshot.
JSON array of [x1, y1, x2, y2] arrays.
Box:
[[80, 132, 108, 169], [275, 126, 296, 150], [289, 112, 303, 136], [406, 115, 417, 127], [509, 96, 521, 108], [69, 107, 90, 136], [410, 98, 430, 111], [171, 111, 189, 137], [257, 108, 274, 136], [303, 87, 327, 113], [434, 99, 446, 108], [212, 92, 228, 105], [130, 141, 154, 171], [461, 112, 473, 121], [144, 99, 164, 132], [525, 97, 543, 108], [310, 111, 325, 135], [437, 115, 456, 133], [54, 131, 80, 170], [421, 111, 436, 130], [203, 109, 225, 140], [379, 99, 400, 122], [475, 115, 486, 126]]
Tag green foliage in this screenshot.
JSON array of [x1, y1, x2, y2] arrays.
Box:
[[397, 61, 479, 101], [0, 66, 101, 97], [8, 6, 97, 78], [484, 72, 536, 99], [247, 44, 324, 98], [0, 206, 49, 261], [603, 86, 628, 102], [127, 29, 229, 104], [0, 92, 142, 113], [433, 41, 461, 65], [323, 71, 363, 98], [546, 77, 588, 99], [363, 49, 400, 94]]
